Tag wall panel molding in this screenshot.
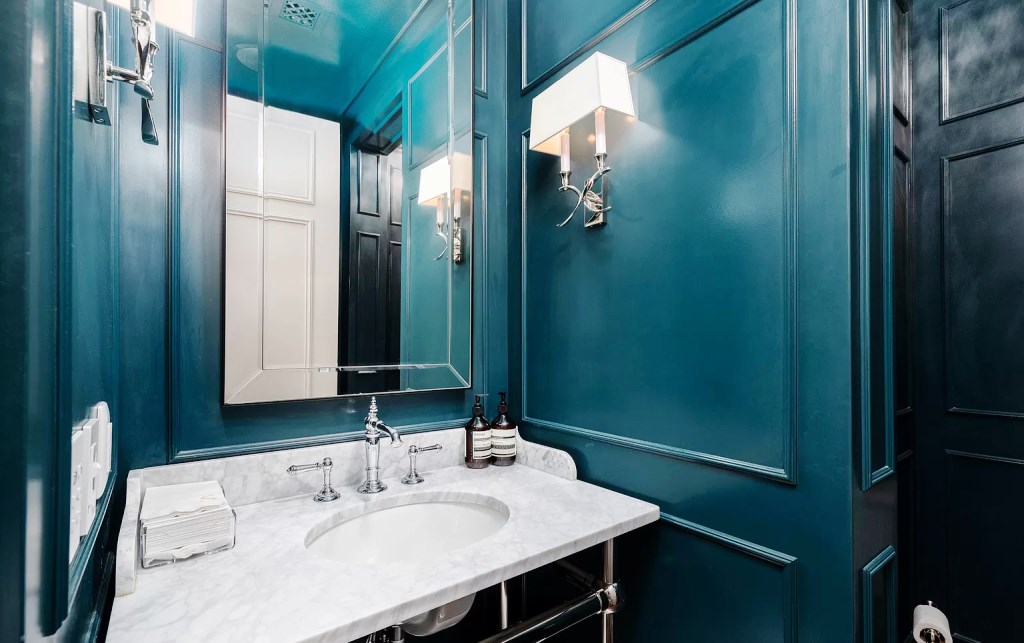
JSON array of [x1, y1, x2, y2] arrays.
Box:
[[659, 512, 798, 643], [519, 0, 799, 484], [474, 0, 488, 97], [939, 0, 1024, 124], [630, 0, 763, 75], [520, 0, 657, 93], [854, 0, 896, 490], [862, 546, 898, 643]]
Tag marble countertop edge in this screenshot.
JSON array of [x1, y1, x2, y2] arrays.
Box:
[[307, 505, 659, 642]]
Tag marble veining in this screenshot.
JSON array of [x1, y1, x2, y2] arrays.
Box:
[[517, 438, 576, 480], [114, 429, 577, 597], [107, 464, 658, 643], [115, 471, 142, 596]]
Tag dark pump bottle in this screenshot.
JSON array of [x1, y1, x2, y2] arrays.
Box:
[[465, 395, 491, 469], [490, 392, 517, 466]]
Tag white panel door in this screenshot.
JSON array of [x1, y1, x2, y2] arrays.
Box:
[[224, 96, 340, 403]]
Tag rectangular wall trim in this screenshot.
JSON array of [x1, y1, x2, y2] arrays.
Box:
[[520, 0, 657, 93], [660, 511, 798, 643], [519, 0, 800, 484]]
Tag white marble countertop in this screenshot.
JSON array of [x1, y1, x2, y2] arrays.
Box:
[[107, 463, 659, 643]]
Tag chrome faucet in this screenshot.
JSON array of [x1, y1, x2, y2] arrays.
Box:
[[358, 397, 403, 493]]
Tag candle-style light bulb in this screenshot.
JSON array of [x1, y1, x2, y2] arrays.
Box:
[[559, 129, 571, 173], [594, 107, 607, 156]]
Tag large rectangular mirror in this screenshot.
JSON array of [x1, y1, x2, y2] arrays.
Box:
[[224, 0, 473, 404]]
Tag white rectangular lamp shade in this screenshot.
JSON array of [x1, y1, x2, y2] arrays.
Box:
[[417, 153, 473, 205], [418, 157, 451, 206], [108, 0, 196, 37], [529, 52, 635, 155]]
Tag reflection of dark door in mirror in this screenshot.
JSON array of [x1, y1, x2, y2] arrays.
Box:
[[342, 112, 404, 394]]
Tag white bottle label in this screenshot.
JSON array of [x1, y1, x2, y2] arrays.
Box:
[[472, 430, 492, 460], [491, 427, 517, 457]]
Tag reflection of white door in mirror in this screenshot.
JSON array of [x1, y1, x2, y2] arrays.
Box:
[[224, 96, 340, 404]]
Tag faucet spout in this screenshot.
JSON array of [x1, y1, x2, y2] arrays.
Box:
[[358, 397, 401, 494], [375, 421, 403, 447]]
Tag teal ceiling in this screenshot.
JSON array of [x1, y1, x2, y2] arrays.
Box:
[[226, 0, 434, 119]]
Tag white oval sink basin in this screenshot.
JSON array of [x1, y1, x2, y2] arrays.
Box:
[[306, 494, 509, 565]]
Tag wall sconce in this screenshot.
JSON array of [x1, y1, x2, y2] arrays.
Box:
[[73, 0, 196, 145], [529, 52, 635, 228], [417, 153, 472, 263], [108, 0, 197, 37]]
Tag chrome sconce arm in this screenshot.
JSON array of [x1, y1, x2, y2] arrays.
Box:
[[75, 0, 160, 144], [433, 199, 450, 261], [556, 153, 611, 228]]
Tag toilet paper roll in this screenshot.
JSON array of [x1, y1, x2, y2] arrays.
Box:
[[913, 602, 952, 643]]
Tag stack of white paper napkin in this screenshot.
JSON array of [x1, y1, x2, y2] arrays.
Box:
[[140, 481, 235, 568]]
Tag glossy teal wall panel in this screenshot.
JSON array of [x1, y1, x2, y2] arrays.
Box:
[[509, 0, 863, 640], [117, 23, 172, 471], [3, 0, 133, 637], [621, 515, 796, 642], [521, 0, 647, 89], [64, 0, 127, 636], [1, 0, 65, 637], [522, 0, 795, 477]]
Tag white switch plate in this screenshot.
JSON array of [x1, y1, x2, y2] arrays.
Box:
[[76, 419, 98, 537], [70, 426, 89, 562], [90, 401, 111, 496]]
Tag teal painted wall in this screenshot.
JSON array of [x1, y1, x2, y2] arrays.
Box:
[[507, 0, 894, 640], [4, 0, 507, 638], [2, 0, 153, 638], [2, 0, 65, 637], [3, 0, 901, 639]]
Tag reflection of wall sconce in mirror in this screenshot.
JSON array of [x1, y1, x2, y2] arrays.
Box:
[[529, 52, 635, 229], [72, 0, 197, 144], [417, 153, 472, 264]]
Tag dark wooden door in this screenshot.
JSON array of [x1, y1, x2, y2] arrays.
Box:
[[911, 1, 1024, 641], [345, 146, 403, 393]]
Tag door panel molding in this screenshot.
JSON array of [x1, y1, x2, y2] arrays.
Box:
[[940, 137, 1024, 419], [854, 0, 897, 490], [862, 546, 898, 643], [939, 0, 1024, 124]]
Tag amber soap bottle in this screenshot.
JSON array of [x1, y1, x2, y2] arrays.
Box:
[[490, 392, 517, 466], [465, 395, 491, 469]]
